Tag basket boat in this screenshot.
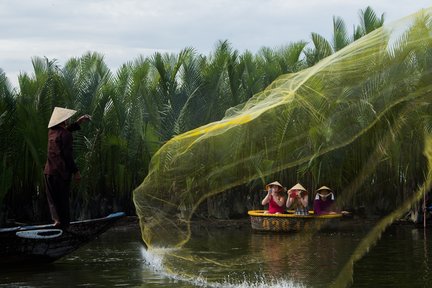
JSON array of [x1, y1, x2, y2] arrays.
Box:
[[248, 210, 342, 232]]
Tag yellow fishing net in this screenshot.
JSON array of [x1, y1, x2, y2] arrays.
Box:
[[133, 7, 432, 285]]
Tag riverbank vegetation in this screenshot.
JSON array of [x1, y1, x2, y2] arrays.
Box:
[[3, 6, 422, 225]]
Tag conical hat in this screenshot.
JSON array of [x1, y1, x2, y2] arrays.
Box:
[[265, 181, 285, 191], [315, 186, 334, 200], [48, 107, 77, 128], [316, 186, 332, 192], [289, 183, 307, 191]]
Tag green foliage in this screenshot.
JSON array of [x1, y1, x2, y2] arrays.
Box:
[[0, 6, 390, 221], [305, 6, 385, 66]]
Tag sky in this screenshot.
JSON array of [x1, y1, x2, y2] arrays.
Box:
[[1, 0, 431, 88]]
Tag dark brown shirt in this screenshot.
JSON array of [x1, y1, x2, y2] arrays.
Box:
[[44, 123, 80, 180]]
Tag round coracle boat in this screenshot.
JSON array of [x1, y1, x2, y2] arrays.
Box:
[[248, 210, 343, 232]]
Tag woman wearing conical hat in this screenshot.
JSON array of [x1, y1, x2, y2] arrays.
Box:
[[286, 183, 308, 214], [261, 181, 287, 214], [313, 186, 336, 215], [44, 107, 91, 227]]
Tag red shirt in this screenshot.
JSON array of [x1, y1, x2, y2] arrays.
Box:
[[268, 196, 286, 214], [44, 123, 80, 180]]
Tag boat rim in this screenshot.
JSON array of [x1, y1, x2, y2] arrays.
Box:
[[248, 210, 343, 218]]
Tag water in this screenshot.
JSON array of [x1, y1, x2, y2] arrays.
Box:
[[1, 219, 431, 287], [351, 226, 432, 287]]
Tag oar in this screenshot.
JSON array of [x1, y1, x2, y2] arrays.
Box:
[[424, 192, 426, 228]]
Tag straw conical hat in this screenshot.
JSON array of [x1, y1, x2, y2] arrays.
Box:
[[48, 107, 77, 128], [316, 186, 332, 192], [315, 186, 334, 200], [289, 183, 307, 191], [265, 181, 285, 191]]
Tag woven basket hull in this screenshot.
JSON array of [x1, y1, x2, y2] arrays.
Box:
[[248, 210, 342, 232]]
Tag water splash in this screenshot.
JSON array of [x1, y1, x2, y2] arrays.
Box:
[[140, 247, 304, 288]]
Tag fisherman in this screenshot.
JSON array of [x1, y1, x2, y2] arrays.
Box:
[[415, 192, 432, 225], [44, 107, 91, 227]]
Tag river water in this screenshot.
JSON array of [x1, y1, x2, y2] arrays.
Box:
[[1, 218, 431, 287]]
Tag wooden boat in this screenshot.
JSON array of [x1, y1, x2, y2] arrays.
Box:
[[248, 210, 343, 232], [0, 212, 125, 266]]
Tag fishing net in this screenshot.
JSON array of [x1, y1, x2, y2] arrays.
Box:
[[133, 7, 432, 287]]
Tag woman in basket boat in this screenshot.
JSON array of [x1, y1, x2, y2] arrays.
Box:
[[261, 181, 287, 214], [286, 183, 309, 215], [313, 186, 337, 215], [313, 186, 350, 216]]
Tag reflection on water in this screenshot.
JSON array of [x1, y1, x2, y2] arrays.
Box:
[[351, 225, 432, 287], [247, 231, 358, 286], [0, 220, 431, 287]]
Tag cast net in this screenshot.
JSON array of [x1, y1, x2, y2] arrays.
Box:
[[133, 7, 432, 287]]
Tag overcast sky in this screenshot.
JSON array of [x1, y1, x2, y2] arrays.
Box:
[[1, 0, 431, 88]]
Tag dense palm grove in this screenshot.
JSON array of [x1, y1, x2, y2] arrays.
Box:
[[0, 8, 387, 224]]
